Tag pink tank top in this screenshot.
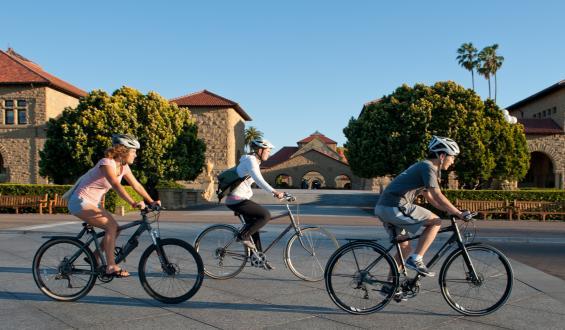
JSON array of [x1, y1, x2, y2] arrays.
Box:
[[74, 158, 131, 206]]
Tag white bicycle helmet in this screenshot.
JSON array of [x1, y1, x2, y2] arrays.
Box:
[[251, 138, 275, 150], [112, 134, 140, 149], [428, 136, 460, 156]]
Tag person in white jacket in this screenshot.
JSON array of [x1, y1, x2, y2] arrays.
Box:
[[225, 138, 284, 262]]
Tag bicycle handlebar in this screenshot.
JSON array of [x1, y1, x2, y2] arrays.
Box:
[[282, 192, 296, 202]]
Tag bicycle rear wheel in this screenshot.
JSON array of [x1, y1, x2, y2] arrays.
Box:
[[285, 227, 339, 281], [138, 238, 204, 304], [325, 241, 398, 315], [32, 238, 97, 301], [439, 244, 513, 316], [194, 224, 247, 279]]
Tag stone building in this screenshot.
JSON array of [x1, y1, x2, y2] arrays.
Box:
[[507, 80, 565, 189], [170, 90, 251, 184], [0, 48, 86, 183], [260, 131, 368, 190]]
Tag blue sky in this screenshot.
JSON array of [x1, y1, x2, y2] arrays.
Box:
[[3, 0, 564, 151]]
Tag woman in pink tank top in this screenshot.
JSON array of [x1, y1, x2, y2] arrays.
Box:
[[68, 134, 160, 278]]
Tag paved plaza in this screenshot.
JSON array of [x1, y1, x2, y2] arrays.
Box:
[[0, 209, 564, 329]]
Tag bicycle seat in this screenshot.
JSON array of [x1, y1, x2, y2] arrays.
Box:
[[81, 223, 93, 229], [233, 211, 241, 217]]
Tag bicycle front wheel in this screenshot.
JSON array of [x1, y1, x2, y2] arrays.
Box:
[[138, 238, 204, 304], [194, 224, 247, 279], [325, 241, 398, 315], [440, 244, 513, 316], [285, 226, 339, 281], [32, 238, 97, 302]]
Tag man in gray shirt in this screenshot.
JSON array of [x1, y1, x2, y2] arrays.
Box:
[[375, 136, 470, 277]]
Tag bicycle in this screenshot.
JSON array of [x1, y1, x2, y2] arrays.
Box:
[[194, 193, 339, 281], [32, 205, 204, 304], [324, 213, 513, 316]]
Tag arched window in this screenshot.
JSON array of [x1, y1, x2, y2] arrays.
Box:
[[334, 174, 352, 189]]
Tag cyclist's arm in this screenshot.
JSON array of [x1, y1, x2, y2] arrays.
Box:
[[422, 188, 462, 218], [123, 171, 157, 205], [247, 157, 282, 198], [100, 165, 137, 207]]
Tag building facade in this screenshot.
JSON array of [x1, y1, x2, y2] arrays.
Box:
[[170, 90, 251, 185], [0, 49, 86, 183], [261, 131, 368, 190], [507, 80, 565, 189]]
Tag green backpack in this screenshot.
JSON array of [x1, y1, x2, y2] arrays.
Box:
[[216, 167, 249, 202]]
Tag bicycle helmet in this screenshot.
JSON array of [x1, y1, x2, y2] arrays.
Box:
[[250, 138, 275, 150], [112, 134, 140, 149], [428, 136, 460, 156]]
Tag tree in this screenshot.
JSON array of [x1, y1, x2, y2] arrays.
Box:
[[478, 44, 504, 102], [244, 126, 263, 151], [343, 81, 529, 188], [39, 87, 206, 192], [456, 42, 479, 90]]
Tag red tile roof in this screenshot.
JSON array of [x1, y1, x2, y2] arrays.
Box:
[[170, 89, 252, 121], [261, 147, 299, 168], [0, 48, 87, 98], [518, 118, 563, 135], [297, 131, 337, 144]]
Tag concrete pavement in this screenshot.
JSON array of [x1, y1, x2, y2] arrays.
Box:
[[0, 212, 564, 329]]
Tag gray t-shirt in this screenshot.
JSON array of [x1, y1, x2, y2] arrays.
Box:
[[377, 160, 440, 207]]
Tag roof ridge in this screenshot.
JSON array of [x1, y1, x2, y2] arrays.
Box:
[[169, 89, 208, 102], [0, 49, 49, 83], [170, 89, 239, 106]]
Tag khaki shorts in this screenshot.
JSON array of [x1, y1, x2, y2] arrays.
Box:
[[374, 204, 434, 239]]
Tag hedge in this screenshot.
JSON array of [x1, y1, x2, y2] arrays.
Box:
[[443, 190, 564, 202], [0, 184, 142, 213]]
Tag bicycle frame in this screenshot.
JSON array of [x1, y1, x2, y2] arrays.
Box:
[[43, 210, 170, 273], [236, 202, 314, 255], [365, 216, 479, 283]]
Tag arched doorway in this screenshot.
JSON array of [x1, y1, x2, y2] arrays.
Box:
[[0, 153, 7, 183], [521, 151, 554, 188], [335, 174, 351, 189], [275, 174, 293, 188], [302, 171, 325, 189]]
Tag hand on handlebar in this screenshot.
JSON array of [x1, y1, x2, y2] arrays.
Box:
[[273, 191, 285, 199], [459, 210, 475, 222], [132, 201, 146, 209]]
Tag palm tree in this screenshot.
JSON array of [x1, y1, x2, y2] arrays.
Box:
[[478, 44, 504, 102], [456, 43, 479, 90], [244, 126, 263, 151]]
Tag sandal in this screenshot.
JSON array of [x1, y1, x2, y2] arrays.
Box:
[[106, 267, 130, 278]]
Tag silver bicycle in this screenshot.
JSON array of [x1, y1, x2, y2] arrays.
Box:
[[194, 193, 339, 281]]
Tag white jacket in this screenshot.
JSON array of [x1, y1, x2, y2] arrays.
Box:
[[225, 155, 275, 204]]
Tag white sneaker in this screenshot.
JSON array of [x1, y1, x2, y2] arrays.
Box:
[[405, 256, 435, 277]]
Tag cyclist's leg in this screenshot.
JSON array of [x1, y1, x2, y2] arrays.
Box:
[[229, 200, 271, 250], [382, 223, 411, 272], [413, 216, 441, 257], [71, 202, 125, 275]]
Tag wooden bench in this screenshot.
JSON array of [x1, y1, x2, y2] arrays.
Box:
[[454, 199, 512, 220], [0, 194, 48, 214], [48, 193, 68, 214], [513, 200, 565, 221]]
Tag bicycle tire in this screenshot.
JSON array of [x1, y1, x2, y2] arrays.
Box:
[[285, 226, 339, 281], [32, 238, 97, 302], [138, 238, 204, 304], [439, 243, 513, 316], [194, 224, 248, 279], [325, 241, 398, 315]]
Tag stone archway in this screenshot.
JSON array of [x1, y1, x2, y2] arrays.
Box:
[[334, 174, 351, 189], [522, 151, 555, 188], [275, 174, 293, 188], [302, 171, 326, 189], [0, 144, 9, 183]]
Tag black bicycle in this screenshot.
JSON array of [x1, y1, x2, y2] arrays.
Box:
[[194, 193, 339, 281], [32, 205, 204, 304], [324, 213, 513, 316]]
